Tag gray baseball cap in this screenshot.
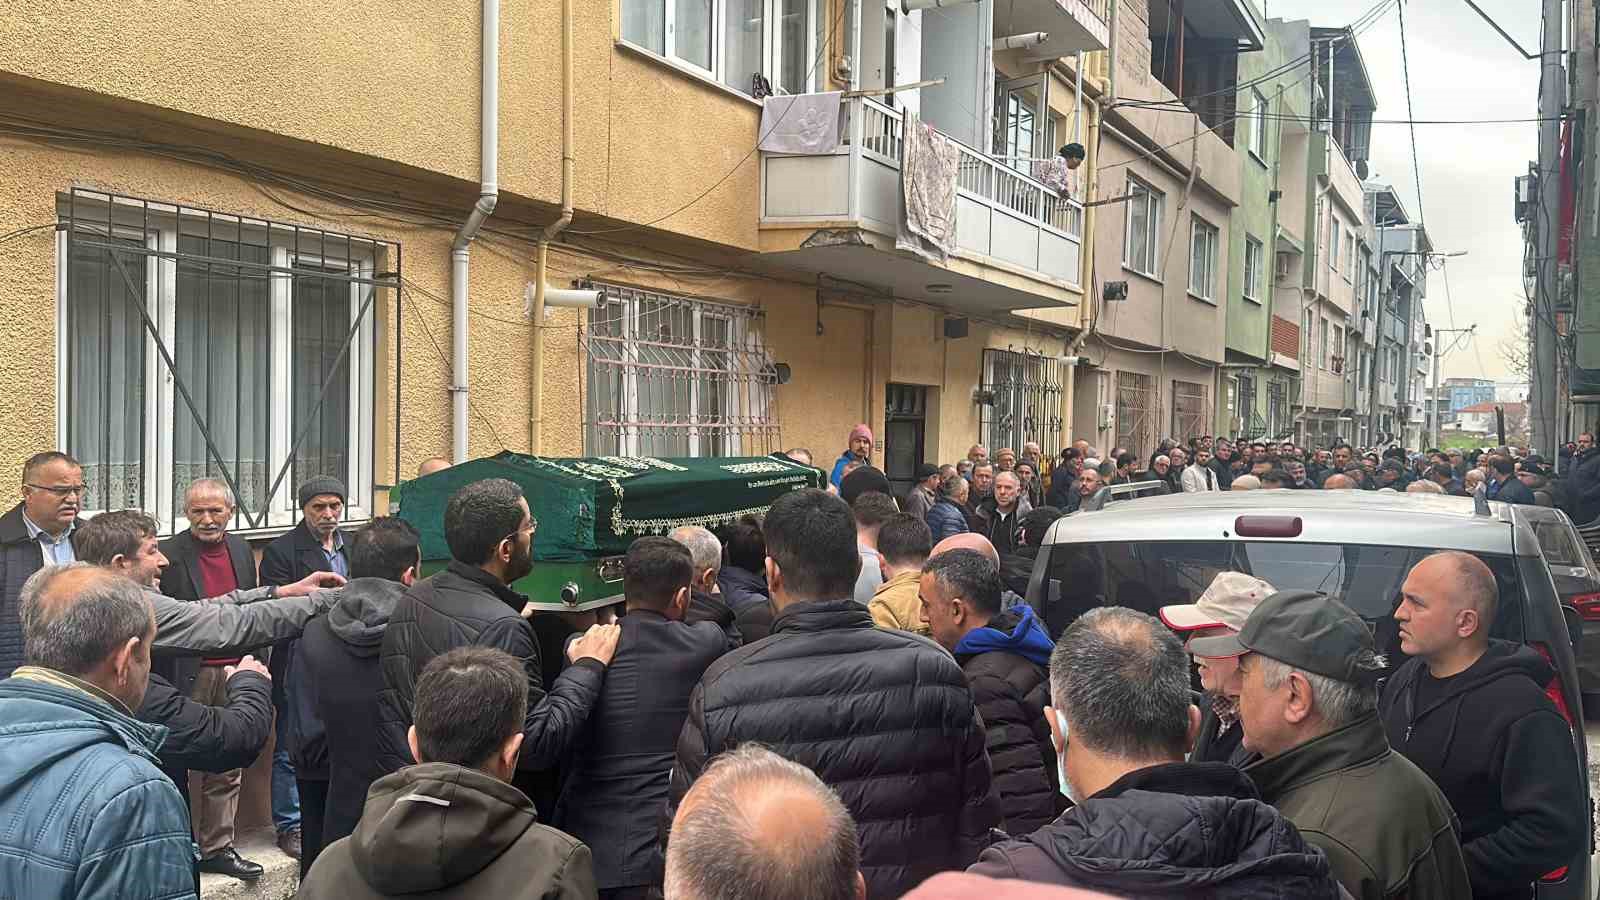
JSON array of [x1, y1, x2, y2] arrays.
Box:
[[1184, 590, 1377, 684]]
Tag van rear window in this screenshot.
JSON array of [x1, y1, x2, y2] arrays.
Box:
[[1036, 541, 1524, 655]]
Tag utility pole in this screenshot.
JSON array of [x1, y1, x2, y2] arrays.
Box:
[[1430, 326, 1477, 447], [1532, 0, 1564, 453]]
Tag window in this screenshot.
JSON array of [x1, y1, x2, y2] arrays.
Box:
[[1330, 218, 1341, 272], [1301, 308, 1313, 361], [1319, 316, 1329, 369], [1172, 380, 1209, 441], [1249, 88, 1268, 160], [59, 190, 381, 533], [625, 0, 821, 96], [1357, 345, 1367, 390], [1124, 176, 1163, 277], [1188, 216, 1219, 302], [1333, 326, 1346, 372], [980, 350, 1065, 458], [1344, 234, 1355, 282], [584, 283, 779, 457], [1115, 371, 1154, 457], [1243, 235, 1264, 303]]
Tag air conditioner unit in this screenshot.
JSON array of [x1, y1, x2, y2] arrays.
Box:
[[1275, 252, 1292, 282]]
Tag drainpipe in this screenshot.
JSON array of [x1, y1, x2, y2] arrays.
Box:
[[1064, 95, 1102, 440], [530, 0, 576, 456], [451, 0, 500, 464]]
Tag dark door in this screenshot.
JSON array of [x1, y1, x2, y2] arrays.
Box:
[[885, 384, 927, 501]]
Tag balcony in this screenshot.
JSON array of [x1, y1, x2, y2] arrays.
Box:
[[998, 0, 1111, 59], [758, 96, 1084, 313]]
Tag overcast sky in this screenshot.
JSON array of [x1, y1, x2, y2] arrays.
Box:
[[1257, 0, 1537, 380]]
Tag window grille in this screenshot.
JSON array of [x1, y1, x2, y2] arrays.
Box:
[[582, 283, 780, 457], [979, 349, 1063, 455], [1114, 371, 1154, 457], [1172, 380, 1209, 442], [58, 189, 391, 534]]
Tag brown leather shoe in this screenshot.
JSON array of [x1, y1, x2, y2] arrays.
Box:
[[276, 829, 302, 860]]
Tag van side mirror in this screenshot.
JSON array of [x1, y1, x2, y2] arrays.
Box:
[[1562, 604, 1583, 655]]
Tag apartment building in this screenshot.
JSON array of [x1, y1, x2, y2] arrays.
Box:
[[0, 0, 1108, 524], [1227, 18, 1312, 442], [1070, 0, 1264, 457], [1364, 183, 1433, 444]]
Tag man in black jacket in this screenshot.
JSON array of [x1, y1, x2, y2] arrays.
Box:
[[298, 517, 419, 860], [157, 477, 262, 879], [969, 607, 1344, 898], [714, 515, 774, 643], [670, 525, 742, 650], [378, 478, 620, 814], [1484, 456, 1537, 505], [260, 475, 352, 859], [666, 488, 1000, 899], [555, 537, 727, 900], [1568, 433, 1600, 523], [999, 507, 1060, 601], [1380, 552, 1587, 899], [0, 451, 83, 680], [922, 550, 1060, 836]]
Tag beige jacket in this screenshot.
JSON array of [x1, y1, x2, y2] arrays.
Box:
[[869, 570, 930, 636]]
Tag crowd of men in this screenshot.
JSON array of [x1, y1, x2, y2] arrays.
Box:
[[0, 427, 1589, 900]]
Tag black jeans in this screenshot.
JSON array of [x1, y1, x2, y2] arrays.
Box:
[[296, 777, 329, 881]]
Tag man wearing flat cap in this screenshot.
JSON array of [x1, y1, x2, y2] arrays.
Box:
[[1188, 591, 1469, 900], [260, 475, 351, 865]]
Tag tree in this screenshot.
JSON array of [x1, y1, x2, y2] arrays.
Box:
[[1498, 309, 1530, 382]]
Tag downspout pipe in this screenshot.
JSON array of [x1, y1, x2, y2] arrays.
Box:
[[530, 0, 575, 456], [451, 0, 500, 464]]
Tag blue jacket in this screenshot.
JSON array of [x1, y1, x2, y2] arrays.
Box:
[[0, 673, 197, 900], [829, 450, 868, 488], [925, 498, 970, 543]]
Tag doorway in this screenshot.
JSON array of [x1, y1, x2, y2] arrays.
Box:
[[884, 383, 928, 501]]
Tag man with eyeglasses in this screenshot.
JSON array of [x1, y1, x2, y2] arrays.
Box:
[[0, 451, 86, 680]]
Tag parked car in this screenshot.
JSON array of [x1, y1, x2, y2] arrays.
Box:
[[1519, 504, 1600, 710], [1025, 488, 1594, 900]]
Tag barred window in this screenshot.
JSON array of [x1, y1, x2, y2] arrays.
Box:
[[1172, 380, 1209, 442], [58, 189, 387, 534], [582, 284, 780, 457], [1115, 371, 1154, 458], [980, 349, 1064, 457]]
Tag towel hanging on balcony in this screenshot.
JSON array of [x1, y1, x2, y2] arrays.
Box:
[[758, 92, 844, 155], [897, 109, 960, 262]]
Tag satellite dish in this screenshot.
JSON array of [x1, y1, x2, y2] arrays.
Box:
[[1355, 159, 1370, 180]]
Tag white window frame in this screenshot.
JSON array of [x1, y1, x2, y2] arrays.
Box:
[[1188, 215, 1219, 303], [1243, 235, 1264, 303], [1343, 233, 1354, 283], [1249, 87, 1268, 161], [623, 0, 821, 96], [1123, 175, 1164, 278], [1330, 218, 1341, 273], [57, 195, 378, 534], [1319, 316, 1329, 369]]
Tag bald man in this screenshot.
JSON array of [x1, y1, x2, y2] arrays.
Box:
[[666, 745, 865, 900], [1379, 552, 1586, 899], [1321, 473, 1355, 490], [416, 457, 450, 478]]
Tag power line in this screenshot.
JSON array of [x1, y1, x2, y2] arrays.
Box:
[[1397, 0, 1426, 232]]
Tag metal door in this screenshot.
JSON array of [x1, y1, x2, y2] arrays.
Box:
[[884, 384, 927, 500]]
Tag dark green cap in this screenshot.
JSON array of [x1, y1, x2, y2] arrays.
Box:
[[1185, 590, 1377, 684]]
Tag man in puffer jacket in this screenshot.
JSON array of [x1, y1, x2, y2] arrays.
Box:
[[922, 549, 1061, 835], [926, 473, 972, 543], [970, 607, 1346, 900], [666, 489, 1000, 899]]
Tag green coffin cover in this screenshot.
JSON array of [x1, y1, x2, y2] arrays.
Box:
[[393, 452, 824, 563]]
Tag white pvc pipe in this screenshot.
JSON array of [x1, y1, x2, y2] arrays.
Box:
[[450, 0, 500, 465], [902, 0, 979, 12], [996, 32, 1048, 51]]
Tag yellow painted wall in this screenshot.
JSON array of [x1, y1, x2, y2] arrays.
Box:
[[0, 0, 784, 254]]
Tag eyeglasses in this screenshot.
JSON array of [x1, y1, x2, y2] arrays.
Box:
[[26, 483, 86, 498]]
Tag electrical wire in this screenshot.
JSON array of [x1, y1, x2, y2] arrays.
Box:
[[400, 283, 509, 451], [568, 0, 848, 237], [1397, 0, 1426, 233]]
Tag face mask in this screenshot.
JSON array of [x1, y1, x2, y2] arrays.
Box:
[[1054, 710, 1079, 803]]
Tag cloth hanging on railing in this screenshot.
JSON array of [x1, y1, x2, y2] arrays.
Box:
[[896, 108, 960, 262], [1030, 157, 1080, 199], [757, 92, 844, 155]]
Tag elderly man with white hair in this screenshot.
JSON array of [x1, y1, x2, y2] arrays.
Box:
[[670, 525, 743, 649]]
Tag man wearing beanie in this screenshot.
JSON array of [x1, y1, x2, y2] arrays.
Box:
[[831, 424, 874, 488], [260, 475, 350, 867]]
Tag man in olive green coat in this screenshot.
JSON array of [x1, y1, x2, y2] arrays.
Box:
[[1191, 591, 1470, 900]]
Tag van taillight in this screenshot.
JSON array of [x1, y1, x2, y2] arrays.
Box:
[[1571, 592, 1600, 621], [1530, 642, 1578, 884], [1234, 515, 1303, 538]]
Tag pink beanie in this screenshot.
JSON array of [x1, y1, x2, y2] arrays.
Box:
[[849, 423, 873, 444]]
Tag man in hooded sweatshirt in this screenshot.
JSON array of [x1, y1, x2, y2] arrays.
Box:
[[298, 517, 423, 853], [830, 424, 874, 488], [969, 607, 1344, 898], [921, 549, 1061, 836], [1379, 552, 1587, 899], [300, 645, 597, 900]]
